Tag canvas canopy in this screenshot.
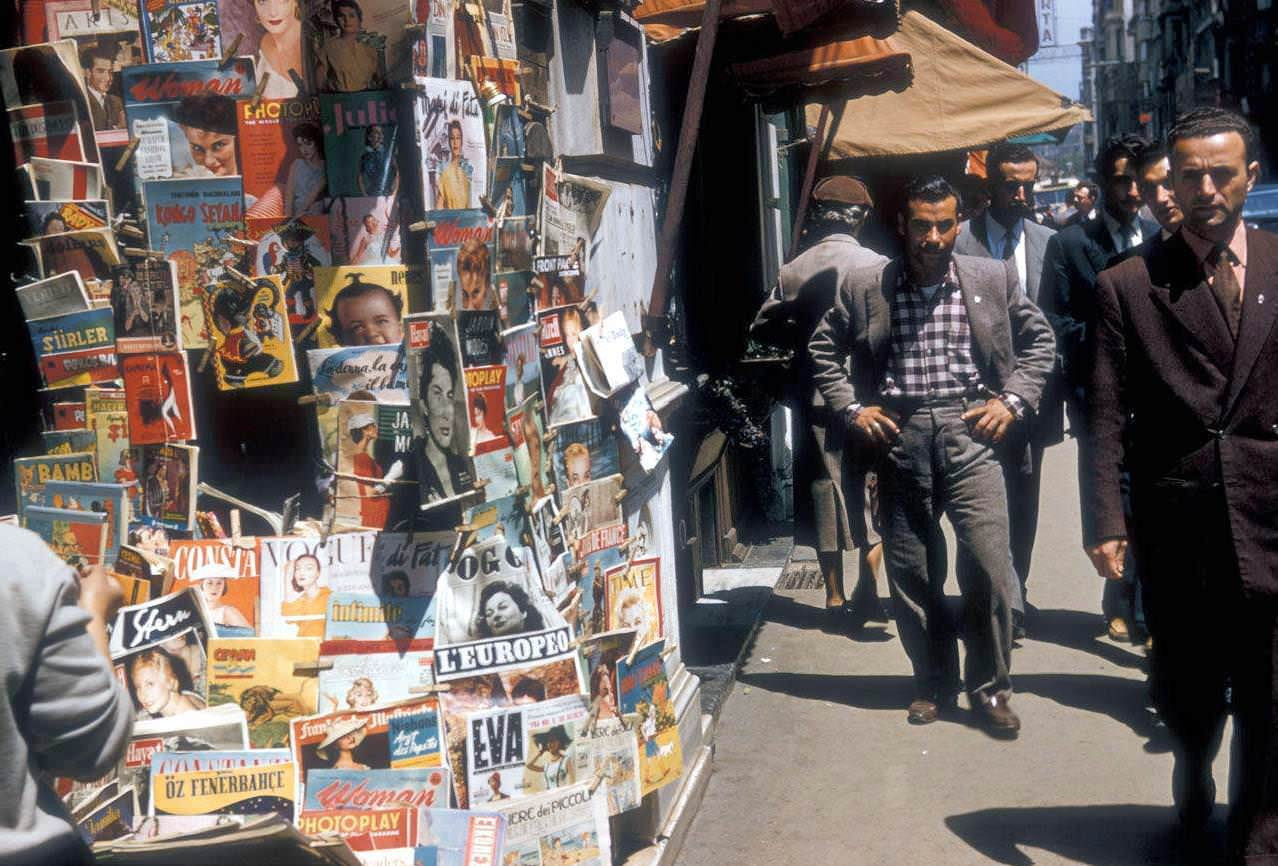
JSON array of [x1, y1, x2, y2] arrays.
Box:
[[809, 10, 1091, 159]]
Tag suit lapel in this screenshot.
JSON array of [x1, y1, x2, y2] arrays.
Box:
[[1224, 230, 1278, 417], [1022, 219, 1047, 302], [1145, 233, 1235, 374], [1085, 216, 1117, 258], [970, 217, 992, 256], [955, 257, 997, 371]]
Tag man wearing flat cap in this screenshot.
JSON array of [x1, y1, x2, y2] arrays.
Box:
[[750, 176, 888, 633]]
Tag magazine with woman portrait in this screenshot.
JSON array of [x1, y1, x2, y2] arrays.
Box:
[[237, 96, 328, 220], [113, 625, 210, 721], [319, 91, 398, 198], [329, 194, 401, 265], [432, 533, 563, 646], [306, 0, 411, 92], [403, 312, 475, 511], [217, 0, 306, 97], [168, 537, 260, 636], [413, 77, 486, 211]]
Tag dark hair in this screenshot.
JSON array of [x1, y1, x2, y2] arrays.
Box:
[[174, 93, 237, 136], [472, 393, 487, 413], [510, 677, 546, 702], [1168, 106, 1257, 164], [41, 211, 67, 233], [1094, 132, 1151, 182], [476, 580, 544, 636], [332, 0, 362, 20], [1074, 180, 1100, 199], [986, 141, 1038, 183], [532, 725, 572, 750], [382, 570, 410, 594], [81, 43, 115, 69], [325, 274, 403, 344], [416, 322, 459, 399], [294, 121, 322, 148], [448, 119, 462, 136], [1133, 143, 1168, 172], [904, 175, 959, 207]]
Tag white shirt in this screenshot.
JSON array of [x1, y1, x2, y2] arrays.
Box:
[[984, 211, 1027, 291], [1103, 211, 1143, 253]]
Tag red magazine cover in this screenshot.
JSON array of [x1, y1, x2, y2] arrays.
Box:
[[237, 97, 326, 222], [121, 353, 196, 444], [53, 401, 86, 430], [8, 101, 85, 163]]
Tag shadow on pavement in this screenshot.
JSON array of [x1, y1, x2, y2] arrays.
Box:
[[762, 593, 896, 642], [736, 671, 916, 710], [1015, 672, 1161, 741], [1028, 607, 1148, 670], [945, 804, 1223, 866]]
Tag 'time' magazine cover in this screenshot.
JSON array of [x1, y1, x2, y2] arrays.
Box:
[[202, 274, 299, 390]]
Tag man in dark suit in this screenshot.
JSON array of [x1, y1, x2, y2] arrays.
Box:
[[809, 176, 1055, 737], [1083, 107, 1278, 861], [80, 45, 124, 132], [1062, 181, 1099, 228], [1040, 133, 1159, 642], [954, 141, 1056, 620]]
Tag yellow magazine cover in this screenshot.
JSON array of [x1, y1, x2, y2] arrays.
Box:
[[313, 265, 425, 349], [202, 275, 299, 390], [207, 637, 321, 749]]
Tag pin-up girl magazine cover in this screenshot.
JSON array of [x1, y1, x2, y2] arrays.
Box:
[[413, 77, 485, 212]]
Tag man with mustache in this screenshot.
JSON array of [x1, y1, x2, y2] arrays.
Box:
[[1039, 133, 1159, 644], [809, 175, 1054, 737]]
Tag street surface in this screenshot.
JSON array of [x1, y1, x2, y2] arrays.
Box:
[[676, 440, 1229, 866]]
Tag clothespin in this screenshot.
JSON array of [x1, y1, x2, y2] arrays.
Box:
[[251, 72, 271, 108], [408, 683, 452, 694], [550, 508, 571, 528], [544, 427, 559, 442], [288, 69, 308, 95], [116, 224, 144, 240], [122, 247, 164, 259], [524, 98, 556, 115], [520, 162, 537, 173], [230, 509, 242, 545], [543, 483, 557, 497], [114, 137, 140, 172], [295, 317, 323, 344], [225, 266, 256, 288], [660, 643, 678, 660], [399, 79, 426, 92], [479, 195, 496, 218], [297, 392, 334, 407], [612, 487, 628, 504], [293, 659, 335, 674], [624, 636, 642, 667], [587, 767, 608, 795], [219, 33, 243, 69], [227, 235, 259, 247], [408, 220, 436, 233], [404, 21, 425, 32]]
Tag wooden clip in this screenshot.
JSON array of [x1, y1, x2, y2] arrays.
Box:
[[543, 484, 557, 497], [219, 33, 243, 68], [404, 21, 425, 32], [197, 349, 213, 373], [117, 224, 144, 240], [587, 767, 608, 795], [514, 484, 530, 498], [288, 68, 308, 95], [479, 195, 496, 218], [230, 509, 242, 545], [625, 636, 642, 667], [400, 79, 426, 92], [660, 643, 678, 660], [407, 220, 436, 233], [551, 509, 571, 528], [612, 488, 628, 504], [408, 683, 452, 694], [122, 247, 164, 259], [520, 162, 537, 173], [251, 72, 270, 108], [114, 137, 141, 172], [225, 266, 256, 288], [295, 317, 323, 344], [544, 427, 560, 442], [297, 392, 332, 407], [293, 659, 335, 674], [227, 235, 259, 247], [516, 107, 534, 122], [524, 98, 556, 115]]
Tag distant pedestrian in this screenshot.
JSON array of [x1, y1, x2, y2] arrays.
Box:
[[1062, 181, 1099, 227], [809, 175, 1055, 737]]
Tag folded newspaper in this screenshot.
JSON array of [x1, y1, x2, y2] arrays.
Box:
[[92, 814, 362, 865]]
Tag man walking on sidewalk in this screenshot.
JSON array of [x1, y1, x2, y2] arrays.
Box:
[[809, 175, 1055, 737]]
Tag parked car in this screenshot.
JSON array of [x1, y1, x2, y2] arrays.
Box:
[[1245, 183, 1278, 232]]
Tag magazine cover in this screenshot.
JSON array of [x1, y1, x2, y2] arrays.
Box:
[[122, 353, 196, 443], [14, 271, 91, 319], [502, 325, 539, 410], [404, 312, 475, 511], [13, 452, 98, 515], [369, 530, 453, 596], [335, 399, 397, 528], [494, 269, 532, 333], [248, 216, 330, 324], [22, 199, 110, 239], [207, 637, 321, 747], [142, 176, 247, 348], [120, 704, 249, 814], [24, 156, 104, 200], [136, 442, 198, 530], [121, 59, 255, 179], [25, 306, 119, 390], [413, 79, 485, 211], [425, 209, 494, 311], [8, 100, 85, 162], [560, 476, 624, 552], [24, 226, 122, 286], [258, 530, 380, 637], [551, 418, 619, 493], [139, 0, 222, 62], [297, 807, 418, 850], [539, 167, 610, 258], [508, 396, 553, 503], [307, 0, 412, 92], [40, 479, 132, 561], [54, 401, 88, 429], [489, 103, 529, 218], [288, 696, 443, 790], [41, 429, 97, 455], [0, 42, 100, 163], [464, 694, 589, 808], [527, 495, 567, 593], [605, 557, 662, 651], [87, 388, 135, 505], [490, 780, 612, 866], [324, 592, 434, 642], [328, 194, 401, 265], [616, 640, 681, 796], [216, 0, 304, 97], [578, 630, 641, 815], [317, 639, 434, 713], [112, 259, 182, 354], [237, 97, 327, 220], [148, 749, 294, 817], [575, 544, 624, 639], [302, 766, 450, 812], [433, 535, 562, 646], [320, 92, 399, 198], [305, 343, 408, 467], [77, 786, 137, 842], [110, 589, 212, 721], [23, 505, 109, 569], [538, 305, 593, 428], [575, 312, 644, 399], [169, 538, 260, 635], [204, 274, 299, 390], [457, 310, 501, 368], [617, 383, 674, 473], [462, 364, 507, 455], [314, 264, 423, 349], [471, 444, 518, 504], [44, 0, 142, 147], [412, 809, 503, 865]]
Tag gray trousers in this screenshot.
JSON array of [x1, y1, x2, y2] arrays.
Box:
[[877, 398, 1016, 704]]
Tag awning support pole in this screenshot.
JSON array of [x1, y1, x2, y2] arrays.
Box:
[[785, 99, 844, 262], [642, 0, 723, 357]]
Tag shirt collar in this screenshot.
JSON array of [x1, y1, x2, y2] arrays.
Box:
[[900, 259, 960, 299], [1181, 221, 1248, 270], [1102, 209, 1136, 238], [985, 210, 1022, 247]]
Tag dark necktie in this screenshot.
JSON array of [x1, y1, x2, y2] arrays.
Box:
[[1002, 230, 1015, 260], [1211, 244, 1242, 337]]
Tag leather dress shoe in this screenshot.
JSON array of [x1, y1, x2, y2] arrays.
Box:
[[907, 695, 956, 725], [971, 693, 1021, 739]]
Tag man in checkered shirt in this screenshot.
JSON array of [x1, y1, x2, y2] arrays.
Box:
[[809, 175, 1056, 738]]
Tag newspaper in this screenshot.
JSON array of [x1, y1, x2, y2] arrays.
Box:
[[491, 780, 612, 866], [433, 625, 575, 682], [119, 704, 250, 813]]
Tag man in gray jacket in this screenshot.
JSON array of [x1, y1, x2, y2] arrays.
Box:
[[750, 176, 888, 631], [809, 176, 1055, 737], [0, 526, 131, 865]]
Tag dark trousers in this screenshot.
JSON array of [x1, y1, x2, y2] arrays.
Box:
[[1135, 487, 1278, 864], [999, 438, 1044, 614], [877, 399, 1016, 703]]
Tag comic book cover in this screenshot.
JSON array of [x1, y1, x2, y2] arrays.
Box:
[[25, 306, 119, 389], [324, 592, 434, 642], [617, 383, 673, 474], [538, 305, 593, 428], [616, 640, 680, 796], [317, 639, 434, 714], [491, 781, 611, 866], [15, 271, 91, 319], [425, 209, 494, 311], [319, 92, 398, 198], [142, 176, 247, 348], [24, 226, 122, 286], [0, 42, 100, 163], [501, 325, 539, 409], [305, 344, 408, 468], [216, 0, 305, 98], [203, 274, 299, 390], [432, 534, 562, 646], [39, 479, 132, 561], [139, 0, 221, 62], [296, 807, 418, 850], [44, 0, 142, 147], [327, 194, 401, 265], [148, 749, 294, 817], [120, 705, 249, 814], [464, 694, 589, 808], [508, 397, 553, 503], [136, 442, 198, 530], [306, 0, 412, 93], [237, 97, 326, 220], [302, 767, 450, 812], [23, 505, 109, 569], [413, 79, 485, 211], [462, 365, 507, 456], [110, 588, 213, 724], [437, 657, 584, 808], [13, 452, 98, 515], [248, 215, 330, 324], [54, 401, 88, 430], [42, 428, 97, 455], [258, 530, 380, 638], [314, 264, 423, 349], [22, 200, 110, 239], [457, 310, 500, 369], [23, 156, 104, 200], [8, 101, 85, 162], [122, 59, 255, 180], [122, 353, 196, 443], [207, 637, 321, 747], [494, 270, 532, 334], [112, 258, 181, 354], [86, 387, 137, 513], [551, 418, 618, 493], [403, 312, 475, 511], [287, 697, 443, 792], [169, 538, 260, 635]]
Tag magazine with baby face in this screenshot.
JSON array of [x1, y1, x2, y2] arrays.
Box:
[[119, 704, 249, 814], [121, 59, 255, 181], [432, 534, 562, 646], [412, 78, 486, 212], [314, 264, 423, 349], [464, 694, 589, 809], [207, 637, 321, 747]]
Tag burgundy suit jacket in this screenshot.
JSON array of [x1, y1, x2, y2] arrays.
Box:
[[1084, 227, 1278, 594]]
